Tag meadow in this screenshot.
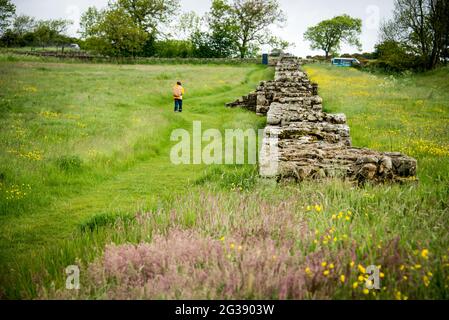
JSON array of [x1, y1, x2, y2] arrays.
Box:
[[0, 55, 448, 299]]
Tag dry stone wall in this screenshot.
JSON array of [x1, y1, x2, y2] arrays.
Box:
[[226, 55, 417, 184]]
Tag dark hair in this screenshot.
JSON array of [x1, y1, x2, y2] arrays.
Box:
[[177, 81, 182, 85]]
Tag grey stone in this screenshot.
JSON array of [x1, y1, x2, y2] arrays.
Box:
[[227, 55, 418, 184]]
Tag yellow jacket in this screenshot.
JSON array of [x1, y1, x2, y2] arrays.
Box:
[[173, 85, 185, 100]]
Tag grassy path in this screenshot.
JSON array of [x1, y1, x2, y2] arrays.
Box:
[[0, 60, 273, 280]]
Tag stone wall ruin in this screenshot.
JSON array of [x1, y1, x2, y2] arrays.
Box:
[[226, 55, 417, 183]]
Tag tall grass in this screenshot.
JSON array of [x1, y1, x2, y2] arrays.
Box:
[[0, 56, 272, 298], [0, 59, 448, 300], [37, 182, 448, 300]]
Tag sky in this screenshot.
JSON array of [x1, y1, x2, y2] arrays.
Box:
[[12, 0, 395, 57]]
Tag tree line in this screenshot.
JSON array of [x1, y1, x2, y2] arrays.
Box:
[[303, 0, 449, 71], [1, 0, 448, 70], [0, 0, 288, 58], [0, 0, 75, 50], [78, 0, 288, 58]]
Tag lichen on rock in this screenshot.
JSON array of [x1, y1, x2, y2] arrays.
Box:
[[227, 55, 417, 184]]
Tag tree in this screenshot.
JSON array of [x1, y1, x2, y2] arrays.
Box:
[[177, 11, 202, 40], [0, 0, 15, 35], [79, 6, 104, 39], [374, 40, 419, 71], [381, 0, 449, 69], [304, 15, 362, 59], [81, 7, 148, 57], [79, 1, 179, 57], [12, 15, 36, 36], [34, 19, 72, 49], [201, 0, 239, 57], [231, 0, 286, 58], [205, 0, 285, 59], [114, 0, 179, 34], [191, 30, 236, 58]]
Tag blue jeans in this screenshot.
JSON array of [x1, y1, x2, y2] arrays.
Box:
[[174, 99, 183, 112]]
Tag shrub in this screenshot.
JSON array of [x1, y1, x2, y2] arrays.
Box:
[[370, 41, 422, 73]]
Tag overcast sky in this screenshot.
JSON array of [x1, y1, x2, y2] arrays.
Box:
[[12, 0, 395, 56]]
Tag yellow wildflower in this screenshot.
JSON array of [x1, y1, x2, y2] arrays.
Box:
[[423, 275, 430, 287], [352, 282, 359, 289], [323, 270, 330, 276], [358, 264, 366, 274], [321, 262, 327, 267], [421, 249, 429, 260], [305, 267, 312, 276], [363, 288, 369, 295], [340, 275, 346, 283]]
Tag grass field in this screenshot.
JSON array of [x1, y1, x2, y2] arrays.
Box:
[[0, 56, 448, 299]]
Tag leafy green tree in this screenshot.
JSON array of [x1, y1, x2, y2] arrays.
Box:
[[12, 15, 36, 36], [154, 39, 193, 58], [177, 11, 202, 40], [114, 0, 179, 34], [83, 7, 148, 57], [191, 30, 236, 58], [304, 14, 362, 59], [79, 1, 179, 57], [380, 0, 449, 69], [374, 40, 419, 71], [79, 6, 103, 39], [231, 0, 286, 58], [205, 0, 285, 58], [34, 19, 72, 49], [0, 0, 15, 35], [198, 0, 240, 58]]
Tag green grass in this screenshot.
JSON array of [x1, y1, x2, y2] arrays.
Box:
[[0, 56, 272, 297], [0, 59, 448, 300]]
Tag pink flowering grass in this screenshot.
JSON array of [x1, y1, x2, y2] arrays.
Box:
[[37, 186, 449, 300]]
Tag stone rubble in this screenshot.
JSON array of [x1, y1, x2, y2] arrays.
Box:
[[226, 55, 417, 184]]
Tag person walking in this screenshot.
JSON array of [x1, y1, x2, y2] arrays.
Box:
[[173, 81, 185, 113]]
